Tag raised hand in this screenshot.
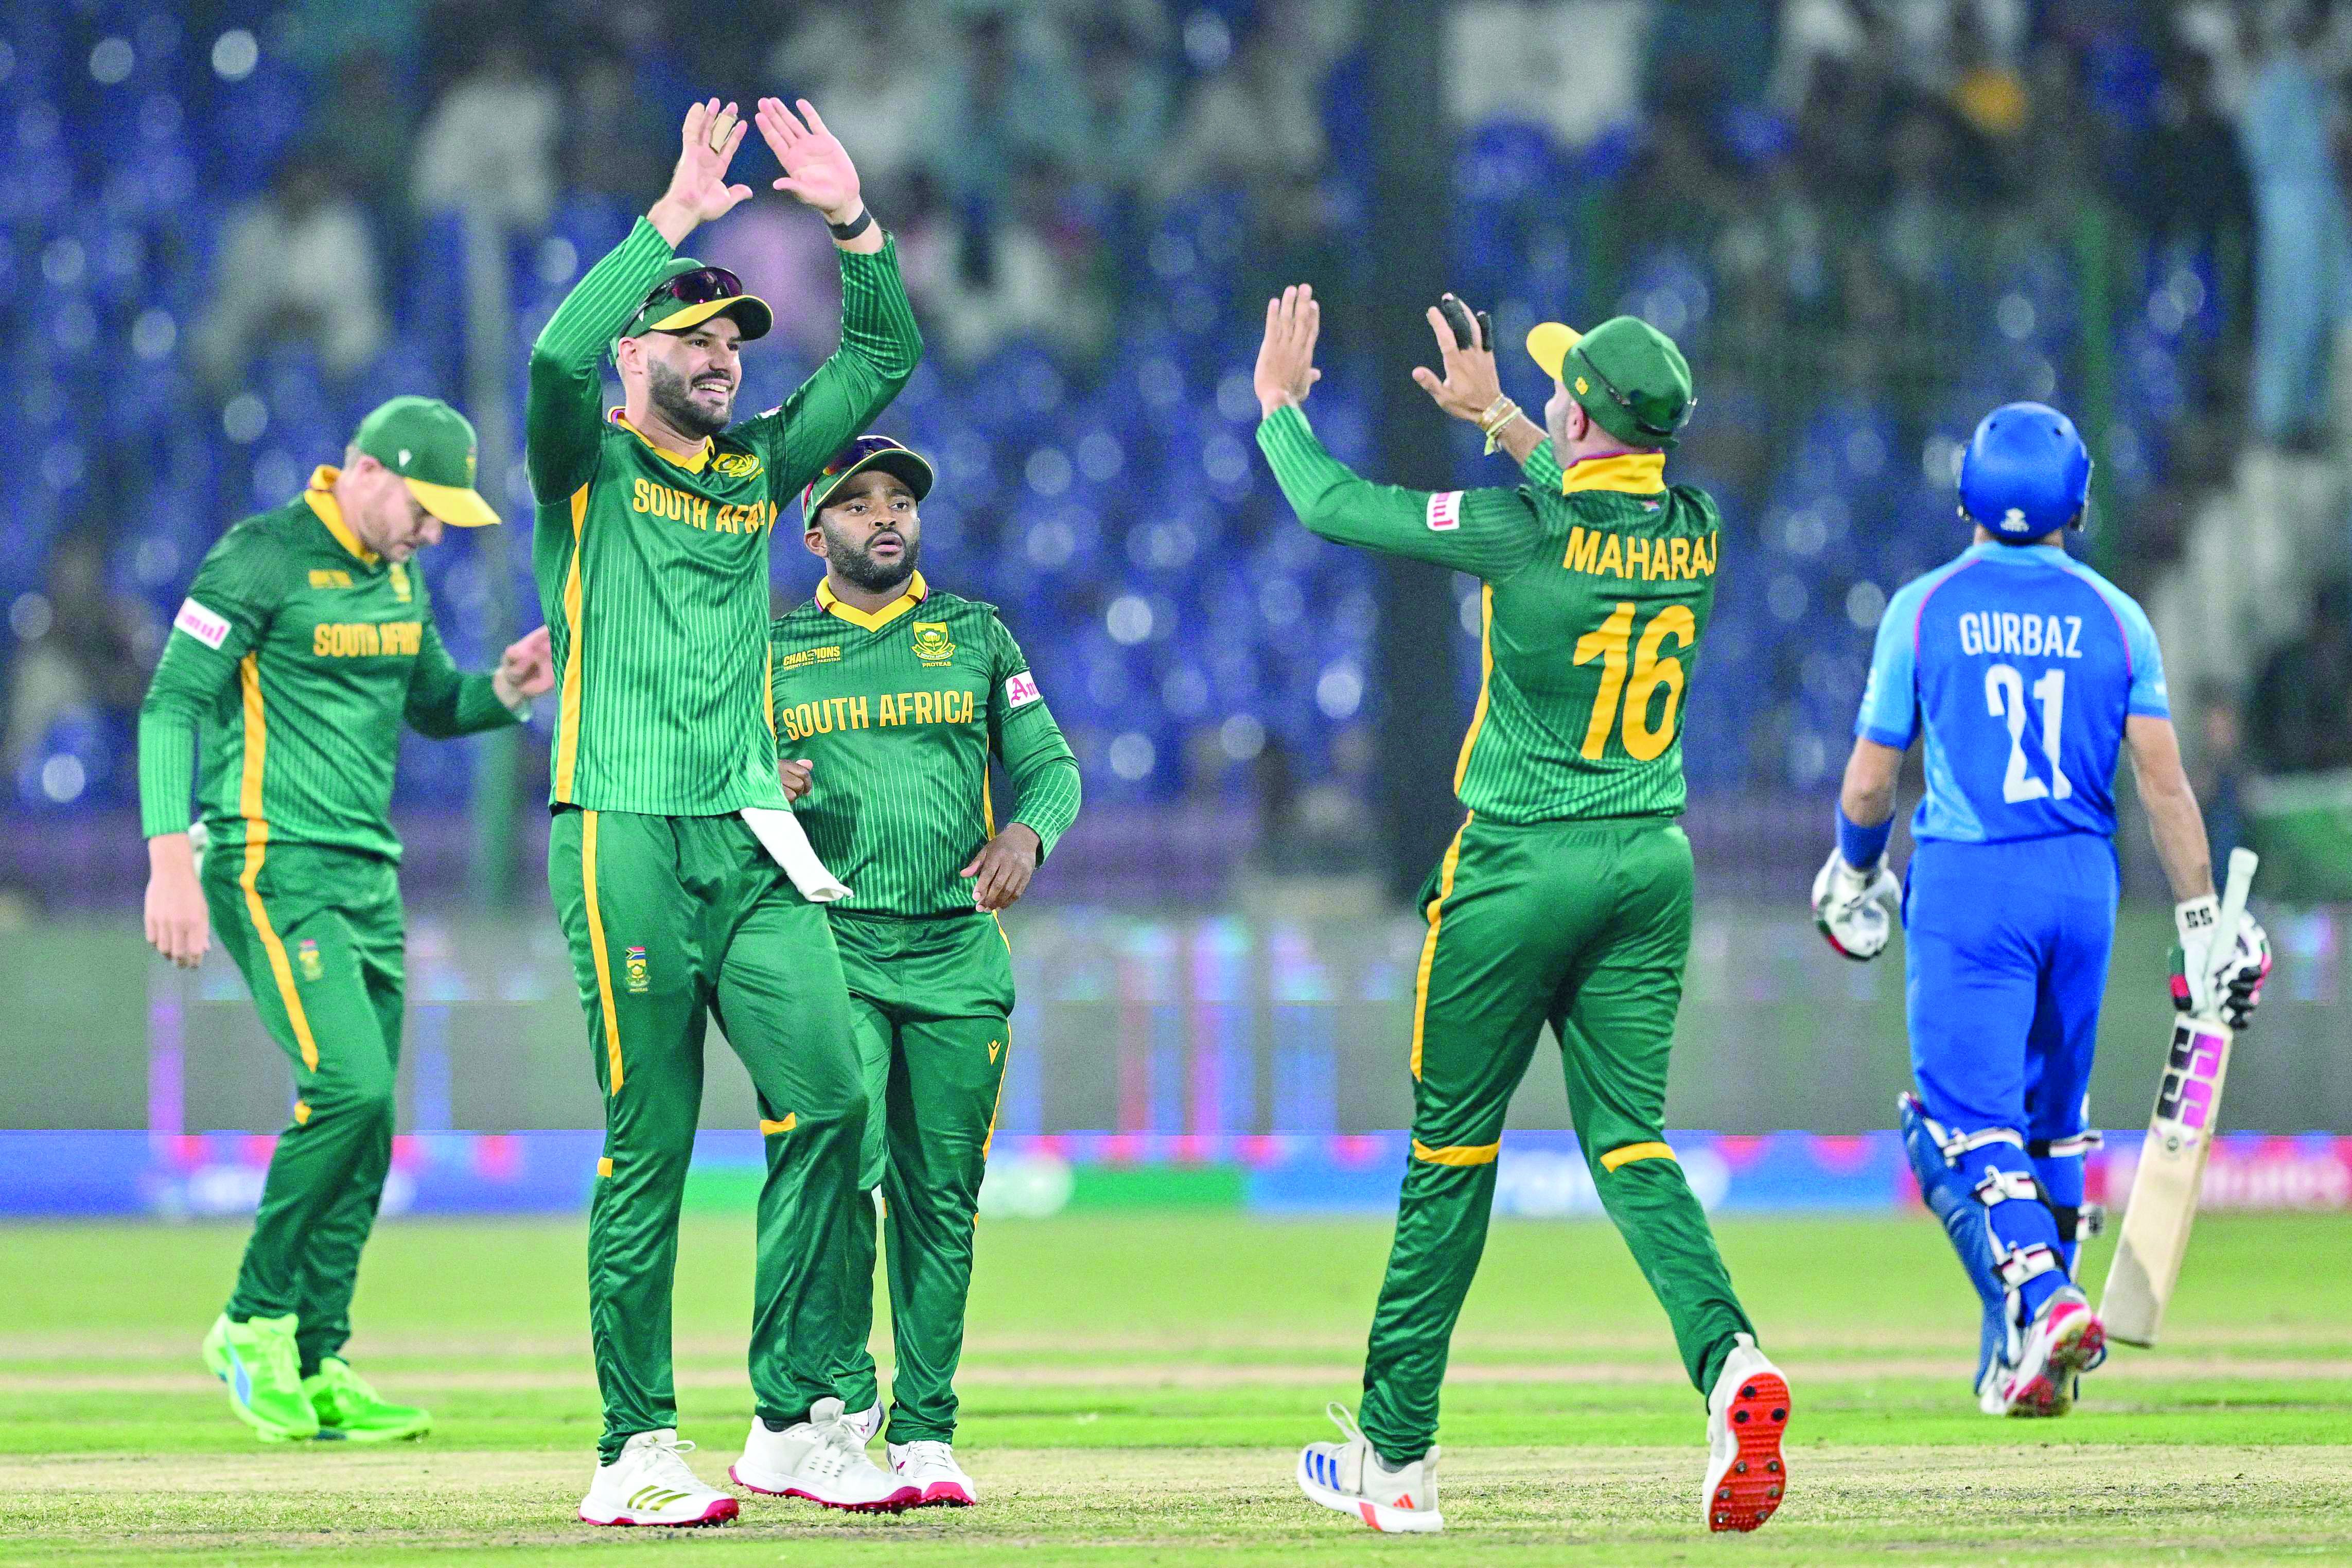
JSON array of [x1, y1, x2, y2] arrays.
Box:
[[649, 99, 754, 244], [756, 97, 862, 225], [1413, 292, 1506, 424], [1254, 284, 1323, 416]]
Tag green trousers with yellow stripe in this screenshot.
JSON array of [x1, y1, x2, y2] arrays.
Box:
[[1359, 814, 1757, 1465], [818, 909, 1014, 1444], [204, 844, 405, 1379], [548, 807, 867, 1462]]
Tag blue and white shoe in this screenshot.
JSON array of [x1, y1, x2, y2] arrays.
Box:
[[1296, 1404, 1442, 1533]]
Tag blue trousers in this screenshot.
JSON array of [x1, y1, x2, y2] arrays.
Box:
[[1904, 835, 2117, 1315]]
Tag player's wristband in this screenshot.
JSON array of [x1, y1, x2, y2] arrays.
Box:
[[1835, 805, 1892, 872], [828, 207, 873, 241], [1477, 396, 1520, 455]]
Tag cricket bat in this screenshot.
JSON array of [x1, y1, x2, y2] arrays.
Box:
[[2100, 846, 2258, 1347]]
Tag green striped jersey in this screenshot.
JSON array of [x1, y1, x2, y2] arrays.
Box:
[[770, 578, 1081, 916], [526, 217, 922, 816], [1256, 405, 1721, 823], [135, 469, 521, 859]]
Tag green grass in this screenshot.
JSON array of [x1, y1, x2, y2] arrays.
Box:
[[1, 1211, 2348, 1564]]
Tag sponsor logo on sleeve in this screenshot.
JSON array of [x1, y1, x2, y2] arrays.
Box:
[[172, 598, 232, 650], [1005, 671, 1042, 710], [1426, 491, 1464, 532]]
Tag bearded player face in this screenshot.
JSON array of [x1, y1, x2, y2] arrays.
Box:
[[807, 469, 921, 593], [626, 318, 742, 438]]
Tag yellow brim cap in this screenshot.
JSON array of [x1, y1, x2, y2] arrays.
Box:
[[642, 293, 775, 341], [405, 476, 500, 528], [1527, 321, 1583, 381]]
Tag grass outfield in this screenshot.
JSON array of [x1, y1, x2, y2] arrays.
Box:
[[1, 1211, 2347, 1565]]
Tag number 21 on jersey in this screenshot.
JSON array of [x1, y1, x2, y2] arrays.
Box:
[[1575, 601, 1695, 762], [1986, 663, 2072, 802]]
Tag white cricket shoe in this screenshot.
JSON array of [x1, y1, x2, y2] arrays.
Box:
[[1295, 1403, 1442, 1533], [2002, 1288, 2107, 1418], [889, 1438, 978, 1506], [847, 1401, 883, 1446], [1703, 1333, 1790, 1532], [577, 1430, 739, 1527], [730, 1397, 917, 1512]]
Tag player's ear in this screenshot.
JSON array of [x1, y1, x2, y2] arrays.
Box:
[[803, 525, 827, 560]]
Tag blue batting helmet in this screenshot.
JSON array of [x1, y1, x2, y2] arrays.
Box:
[[1956, 401, 2092, 541]]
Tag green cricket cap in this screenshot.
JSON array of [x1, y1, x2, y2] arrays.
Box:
[[619, 258, 774, 343], [352, 396, 499, 527], [801, 434, 935, 525], [1526, 315, 1696, 449]]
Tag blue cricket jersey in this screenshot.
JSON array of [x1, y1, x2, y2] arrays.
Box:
[[1855, 542, 2168, 844]]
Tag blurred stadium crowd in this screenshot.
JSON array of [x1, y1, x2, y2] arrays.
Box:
[[5, 0, 2348, 893]]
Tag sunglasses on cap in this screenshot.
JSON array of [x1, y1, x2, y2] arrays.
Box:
[[647, 266, 744, 311], [1574, 345, 1695, 439]]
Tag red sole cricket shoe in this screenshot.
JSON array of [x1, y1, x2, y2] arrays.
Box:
[[1705, 1368, 1790, 1532], [728, 1466, 918, 1513], [2004, 1301, 2105, 1418], [576, 1496, 739, 1528], [913, 1482, 976, 1507]]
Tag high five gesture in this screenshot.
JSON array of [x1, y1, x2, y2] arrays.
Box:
[[756, 97, 877, 249], [648, 99, 754, 246]]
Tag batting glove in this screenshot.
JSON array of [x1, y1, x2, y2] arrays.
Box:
[[1812, 848, 1900, 961], [2171, 895, 2272, 1031]]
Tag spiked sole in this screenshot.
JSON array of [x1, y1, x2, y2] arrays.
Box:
[[577, 1496, 739, 1527], [728, 1465, 917, 1513], [2006, 1314, 2106, 1418], [1705, 1370, 1791, 1532]]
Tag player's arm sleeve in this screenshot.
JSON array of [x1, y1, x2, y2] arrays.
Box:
[[742, 236, 924, 499], [987, 619, 1081, 861], [1853, 585, 1921, 750], [525, 218, 677, 502], [1255, 404, 1541, 577], [136, 533, 277, 838], [2113, 591, 2171, 718], [1518, 435, 1567, 495], [402, 616, 525, 738]]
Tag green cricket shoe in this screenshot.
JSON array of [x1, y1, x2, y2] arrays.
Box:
[[305, 1358, 431, 1442], [201, 1312, 321, 1441]]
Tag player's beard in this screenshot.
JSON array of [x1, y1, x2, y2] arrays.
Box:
[[827, 527, 920, 595], [646, 360, 733, 438]]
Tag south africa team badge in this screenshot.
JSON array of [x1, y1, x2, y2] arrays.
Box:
[[297, 939, 324, 982], [625, 947, 649, 994], [911, 622, 955, 666]]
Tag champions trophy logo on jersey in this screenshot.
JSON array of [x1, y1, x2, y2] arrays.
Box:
[[712, 451, 762, 480], [297, 939, 324, 982], [390, 563, 412, 604], [624, 946, 649, 994], [910, 622, 956, 666]]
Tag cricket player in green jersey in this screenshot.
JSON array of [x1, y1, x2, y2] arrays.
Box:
[[1255, 287, 1791, 1535], [138, 395, 552, 1444], [527, 98, 925, 1524], [768, 435, 1082, 1506]]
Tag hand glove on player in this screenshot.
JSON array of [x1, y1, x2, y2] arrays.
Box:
[[2170, 895, 2271, 1031], [1811, 848, 1900, 961]]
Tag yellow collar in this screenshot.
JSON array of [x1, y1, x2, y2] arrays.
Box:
[[817, 571, 928, 631], [303, 467, 380, 565], [1560, 451, 1667, 496], [611, 409, 713, 473]]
